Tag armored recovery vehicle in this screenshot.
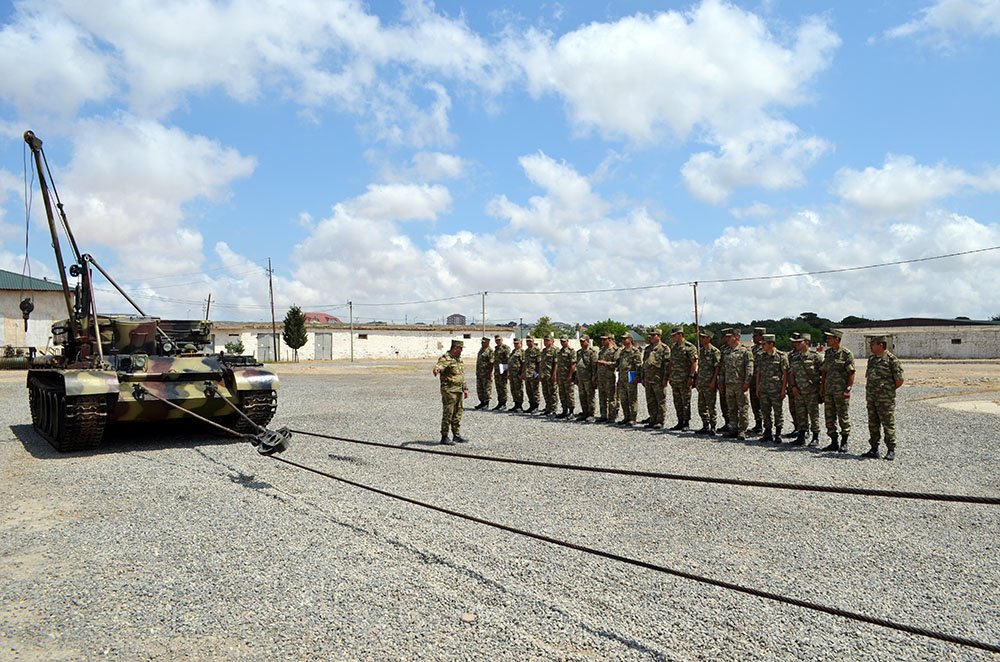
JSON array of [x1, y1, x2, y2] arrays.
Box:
[[23, 130, 285, 453]]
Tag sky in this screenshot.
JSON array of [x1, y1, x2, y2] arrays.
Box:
[[1, 0, 999, 326]]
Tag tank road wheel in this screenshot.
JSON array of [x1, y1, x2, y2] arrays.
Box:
[[28, 375, 107, 452], [232, 390, 277, 433]]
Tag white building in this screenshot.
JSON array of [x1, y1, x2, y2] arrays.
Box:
[[0, 269, 67, 352], [841, 321, 1000, 359]]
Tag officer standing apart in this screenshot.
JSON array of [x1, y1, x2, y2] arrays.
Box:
[[819, 329, 855, 452], [641, 328, 670, 429], [616, 333, 642, 426], [523, 337, 542, 413], [540, 334, 559, 415], [474, 337, 493, 410], [492, 335, 511, 411], [596, 335, 620, 423], [695, 330, 721, 436], [788, 333, 822, 447], [433, 339, 469, 445], [755, 333, 788, 443], [668, 327, 698, 431], [721, 328, 753, 440], [864, 336, 904, 461], [575, 335, 599, 421], [507, 337, 526, 412], [554, 335, 577, 418]]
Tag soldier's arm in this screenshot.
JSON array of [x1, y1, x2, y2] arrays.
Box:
[[689, 352, 698, 389]]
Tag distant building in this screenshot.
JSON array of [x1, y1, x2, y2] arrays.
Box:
[[446, 313, 466, 325], [0, 268, 65, 351], [304, 312, 342, 324], [840, 318, 1000, 359]]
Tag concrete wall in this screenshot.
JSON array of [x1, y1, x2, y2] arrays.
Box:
[[842, 326, 1000, 359], [0, 290, 67, 351]]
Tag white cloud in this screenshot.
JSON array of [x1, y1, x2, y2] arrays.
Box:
[[886, 0, 1000, 46], [832, 154, 1000, 218], [411, 152, 467, 180], [344, 183, 452, 222]]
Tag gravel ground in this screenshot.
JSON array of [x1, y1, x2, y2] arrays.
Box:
[[0, 363, 997, 661]]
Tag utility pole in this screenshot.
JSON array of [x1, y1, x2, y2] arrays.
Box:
[[204, 293, 211, 320], [481, 291, 486, 338], [519, 317, 523, 340], [349, 300, 354, 363], [268, 258, 278, 362], [693, 281, 700, 339]]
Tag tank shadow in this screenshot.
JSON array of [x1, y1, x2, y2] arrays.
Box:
[[10, 421, 243, 459]]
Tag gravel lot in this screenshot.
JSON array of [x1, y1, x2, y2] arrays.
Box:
[[1, 361, 997, 661]]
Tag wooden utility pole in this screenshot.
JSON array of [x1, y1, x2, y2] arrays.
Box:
[[268, 258, 278, 362], [481, 292, 486, 338], [693, 281, 700, 339], [204, 293, 211, 320], [349, 300, 354, 363]]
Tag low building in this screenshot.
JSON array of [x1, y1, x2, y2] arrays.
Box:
[[446, 313, 466, 325], [840, 319, 1000, 359], [304, 312, 342, 324], [0, 269, 66, 352]]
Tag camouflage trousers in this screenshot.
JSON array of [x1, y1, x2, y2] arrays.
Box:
[[509, 375, 524, 409], [644, 381, 667, 425], [750, 386, 761, 426], [758, 389, 784, 432], [793, 388, 820, 434], [598, 374, 619, 420], [867, 395, 897, 449], [696, 383, 717, 427], [578, 376, 596, 417], [542, 378, 558, 413], [525, 375, 540, 409], [617, 381, 639, 423], [671, 381, 692, 425], [719, 385, 731, 426], [476, 373, 493, 406], [557, 378, 575, 413], [440, 389, 463, 437], [494, 369, 508, 405], [824, 392, 851, 436], [787, 391, 799, 431], [723, 385, 749, 434]]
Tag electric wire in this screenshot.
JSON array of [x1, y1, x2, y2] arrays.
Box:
[[268, 452, 1000, 654]]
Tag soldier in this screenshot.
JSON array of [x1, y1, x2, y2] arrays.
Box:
[[523, 337, 542, 412], [819, 329, 855, 452], [721, 328, 753, 440], [755, 333, 788, 443], [492, 335, 511, 411], [508, 337, 526, 412], [717, 328, 734, 434], [695, 329, 721, 435], [641, 328, 670, 429], [784, 332, 803, 438], [540, 334, 559, 415], [668, 327, 698, 430], [575, 335, 599, 421], [863, 336, 904, 461], [433, 339, 469, 445], [596, 334, 620, 423], [749, 327, 766, 435], [554, 335, 577, 418], [474, 337, 493, 409], [788, 333, 822, 447], [616, 333, 642, 426]]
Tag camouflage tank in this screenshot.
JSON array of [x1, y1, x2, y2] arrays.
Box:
[[23, 130, 282, 453]]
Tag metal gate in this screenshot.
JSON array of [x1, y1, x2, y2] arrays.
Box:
[[257, 333, 276, 361], [314, 333, 332, 360]]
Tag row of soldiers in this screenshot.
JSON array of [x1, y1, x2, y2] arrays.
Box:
[[470, 327, 904, 460]]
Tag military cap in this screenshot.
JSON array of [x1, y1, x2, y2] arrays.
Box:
[[580, 334, 590, 341], [762, 333, 776, 343], [824, 329, 843, 339], [698, 329, 713, 338], [513, 337, 522, 343], [451, 339, 464, 348], [789, 332, 802, 341], [649, 328, 662, 335], [494, 334, 502, 340], [670, 327, 684, 335], [869, 335, 887, 344], [599, 334, 610, 340], [753, 327, 766, 335], [801, 332, 811, 342], [619, 332, 630, 340], [545, 332, 554, 339], [481, 337, 490, 342], [559, 334, 569, 340], [720, 327, 734, 337]]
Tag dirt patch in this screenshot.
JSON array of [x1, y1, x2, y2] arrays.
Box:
[[937, 400, 1000, 415]]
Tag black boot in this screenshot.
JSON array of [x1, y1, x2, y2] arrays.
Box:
[[863, 443, 880, 459], [783, 429, 799, 439], [821, 434, 839, 452], [838, 433, 848, 453], [761, 429, 773, 443], [706, 424, 716, 436], [440, 436, 455, 445], [669, 422, 684, 431], [751, 421, 763, 434], [791, 430, 806, 446], [808, 431, 819, 447], [695, 424, 709, 434], [772, 426, 782, 444], [453, 434, 468, 443], [884, 449, 895, 461]]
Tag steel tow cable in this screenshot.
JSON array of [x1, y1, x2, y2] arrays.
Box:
[[289, 429, 1000, 505], [267, 453, 1000, 654]]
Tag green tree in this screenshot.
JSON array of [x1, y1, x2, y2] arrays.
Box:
[[586, 318, 629, 341], [992, 313, 1000, 321], [531, 316, 558, 339], [224, 339, 245, 355], [282, 305, 308, 361]]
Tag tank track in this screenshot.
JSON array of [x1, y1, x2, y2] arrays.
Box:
[[28, 375, 107, 452], [232, 390, 277, 433]]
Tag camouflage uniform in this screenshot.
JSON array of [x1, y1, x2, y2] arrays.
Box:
[[540, 341, 559, 415], [616, 340, 643, 425], [784, 332, 802, 437], [475, 342, 493, 408], [508, 343, 526, 411], [721, 336, 753, 438], [865, 346, 904, 456], [492, 338, 511, 409], [820, 336, 855, 448], [755, 339, 788, 442], [642, 333, 670, 428], [597, 338, 620, 421], [555, 340, 577, 416], [789, 339, 822, 445], [696, 334, 721, 433], [669, 332, 698, 429], [523, 341, 542, 412], [435, 346, 467, 440], [749, 328, 766, 432], [719, 340, 732, 430], [575, 339, 599, 420]]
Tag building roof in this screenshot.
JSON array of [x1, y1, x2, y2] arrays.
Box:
[[0, 268, 63, 291]]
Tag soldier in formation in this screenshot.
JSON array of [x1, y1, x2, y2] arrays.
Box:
[[554, 335, 577, 418], [749, 327, 766, 434], [523, 336, 542, 412], [492, 335, 511, 411], [575, 335, 599, 421], [863, 336, 904, 461], [616, 333, 643, 426], [720, 328, 753, 440], [755, 333, 788, 443], [641, 328, 670, 429], [433, 339, 469, 445], [540, 334, 559, 415], [596, 334, 620, 423], [819, 329, 854, 452], [668, 327, 698, 430], [788, 333, 822, 446], [474, 336, 493, 410], [508, 337, 526, 412], [695, 330, 721, 435]]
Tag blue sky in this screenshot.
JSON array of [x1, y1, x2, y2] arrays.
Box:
[[1, 0, 998, 325]]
